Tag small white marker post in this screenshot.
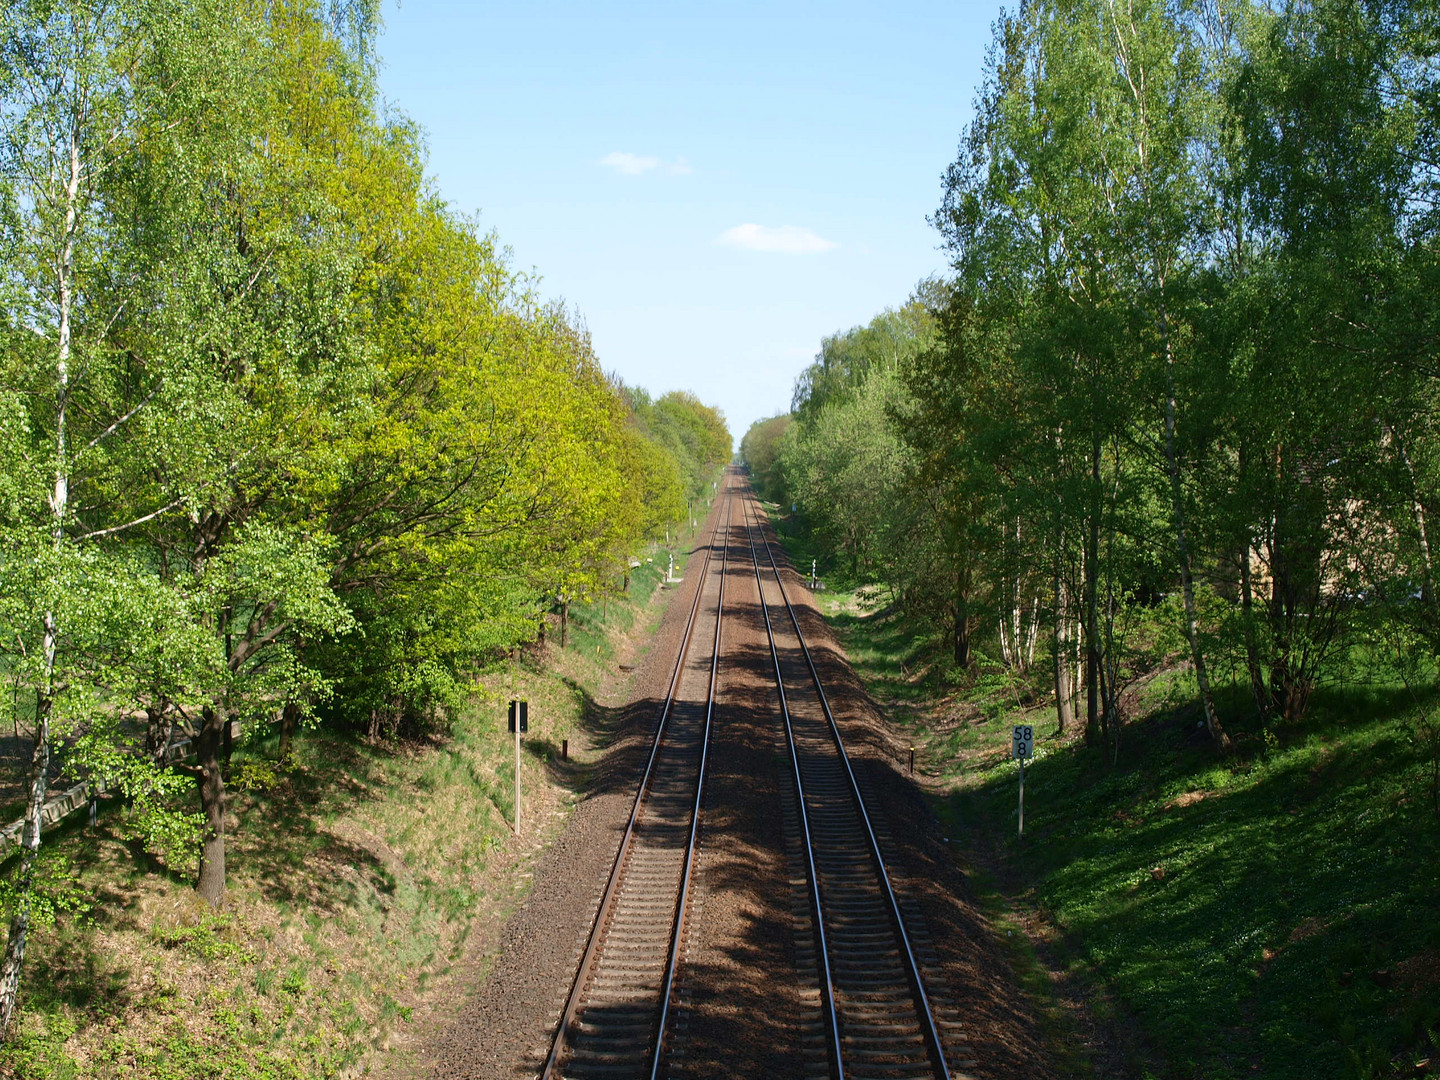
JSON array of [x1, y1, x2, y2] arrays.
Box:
[[1011, 724, 1034, 839], [509, 700, 529, 834]]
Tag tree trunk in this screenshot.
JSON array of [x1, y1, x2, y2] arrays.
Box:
[[1268, 518, 1317, 723], [1097, 632, 1115, 760], [1024, 596, 1041, 669], [1160, 320, 1232, 753], [1239, 536, 1269, 718], [1267, 442, 1326, 723], [195, 706, 228, 908], [1100, 491, 1124, 762], [953, 575, 973, 670], [279, 701, 298, 757], [1084, 437, 1102, 746], [954, 611, 971, 669], [0, 127, 80, 1038], [559, 599, 569, 650], [1053, 550, 1075, 735], [0, 679, 53, 1036], [145, 703, 172, 760], [1390, 424, 1434, 605], [1010, 516, 1023, 670]]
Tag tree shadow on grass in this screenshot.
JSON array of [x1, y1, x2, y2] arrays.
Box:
[[223, 733, 405, 912], [961, 683, 1440, 1079], [25, 920, 134, 1018]]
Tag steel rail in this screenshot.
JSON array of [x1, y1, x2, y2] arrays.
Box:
[[749, 486, 952, 1080], [741, 494, 845, 1080], [648, 485, 732, 1079], [539, 484, 731, 1080]]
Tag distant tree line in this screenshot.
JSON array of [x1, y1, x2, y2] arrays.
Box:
[[748, 0, 1439, 759], [0, 0, 728, 1027]]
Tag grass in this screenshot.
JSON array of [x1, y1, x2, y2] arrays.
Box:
[[566, 543, 681, 662], [805, 579, 1440, 1080], [0, 518, 707, 1080]]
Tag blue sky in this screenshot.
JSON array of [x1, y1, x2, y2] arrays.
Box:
[[375, 2, 999, 441]]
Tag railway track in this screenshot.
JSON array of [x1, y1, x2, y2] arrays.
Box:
[[741, 492, 963, 1080], [539, 474, 966, 1079], [540, 485, 734, 1080]]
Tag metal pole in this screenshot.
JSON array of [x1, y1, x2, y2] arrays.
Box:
[[515, 721, 522, 835], [1018, 756, 1025, 840]]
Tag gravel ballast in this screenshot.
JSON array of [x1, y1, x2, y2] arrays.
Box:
[[418, 479, 1053, 1080]]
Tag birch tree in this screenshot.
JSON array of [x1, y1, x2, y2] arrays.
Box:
[[0, 0, 144, 1031]]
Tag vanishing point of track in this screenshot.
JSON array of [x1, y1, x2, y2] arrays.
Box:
[[540, 472, 965, 1080]]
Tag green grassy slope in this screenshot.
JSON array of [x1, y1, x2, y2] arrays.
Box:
[[0, 541, 696, 1080], [813, 582, 1440, 1080]]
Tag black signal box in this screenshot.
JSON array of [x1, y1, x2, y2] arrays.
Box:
[[508, 699, 529, 734]]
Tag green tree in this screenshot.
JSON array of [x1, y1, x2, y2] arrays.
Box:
[[740, 413, 792, 504], [0, 0, 265, 1025]]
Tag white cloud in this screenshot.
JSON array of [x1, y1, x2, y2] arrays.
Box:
[[715, 223, 839, 254], [599, 151, 692, 177], [600, 151, 660, 175]]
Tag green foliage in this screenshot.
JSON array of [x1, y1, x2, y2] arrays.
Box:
[[623, 386, 731, 507], [782, 364, 921, 584], [0, 1014, 79, 1080], [0, 851, 91, 931], [0, 0, 729, 1036], [790, 294, 940, 422], [777, 296, 938, 588], [771, 0, 1440, 750], [152, 914, 254, 964], [739, 414, 791, 504]]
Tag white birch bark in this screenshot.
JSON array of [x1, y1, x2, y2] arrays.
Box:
[[0, 124, 80, 1036]]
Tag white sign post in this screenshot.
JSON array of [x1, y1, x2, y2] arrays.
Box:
[[1011, 724, 1034, 839], [509, 700, 529, 834]]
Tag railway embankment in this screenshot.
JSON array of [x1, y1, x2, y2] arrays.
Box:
[[798, 534, 1440, 1080], [0, 516, 712, 1080]]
